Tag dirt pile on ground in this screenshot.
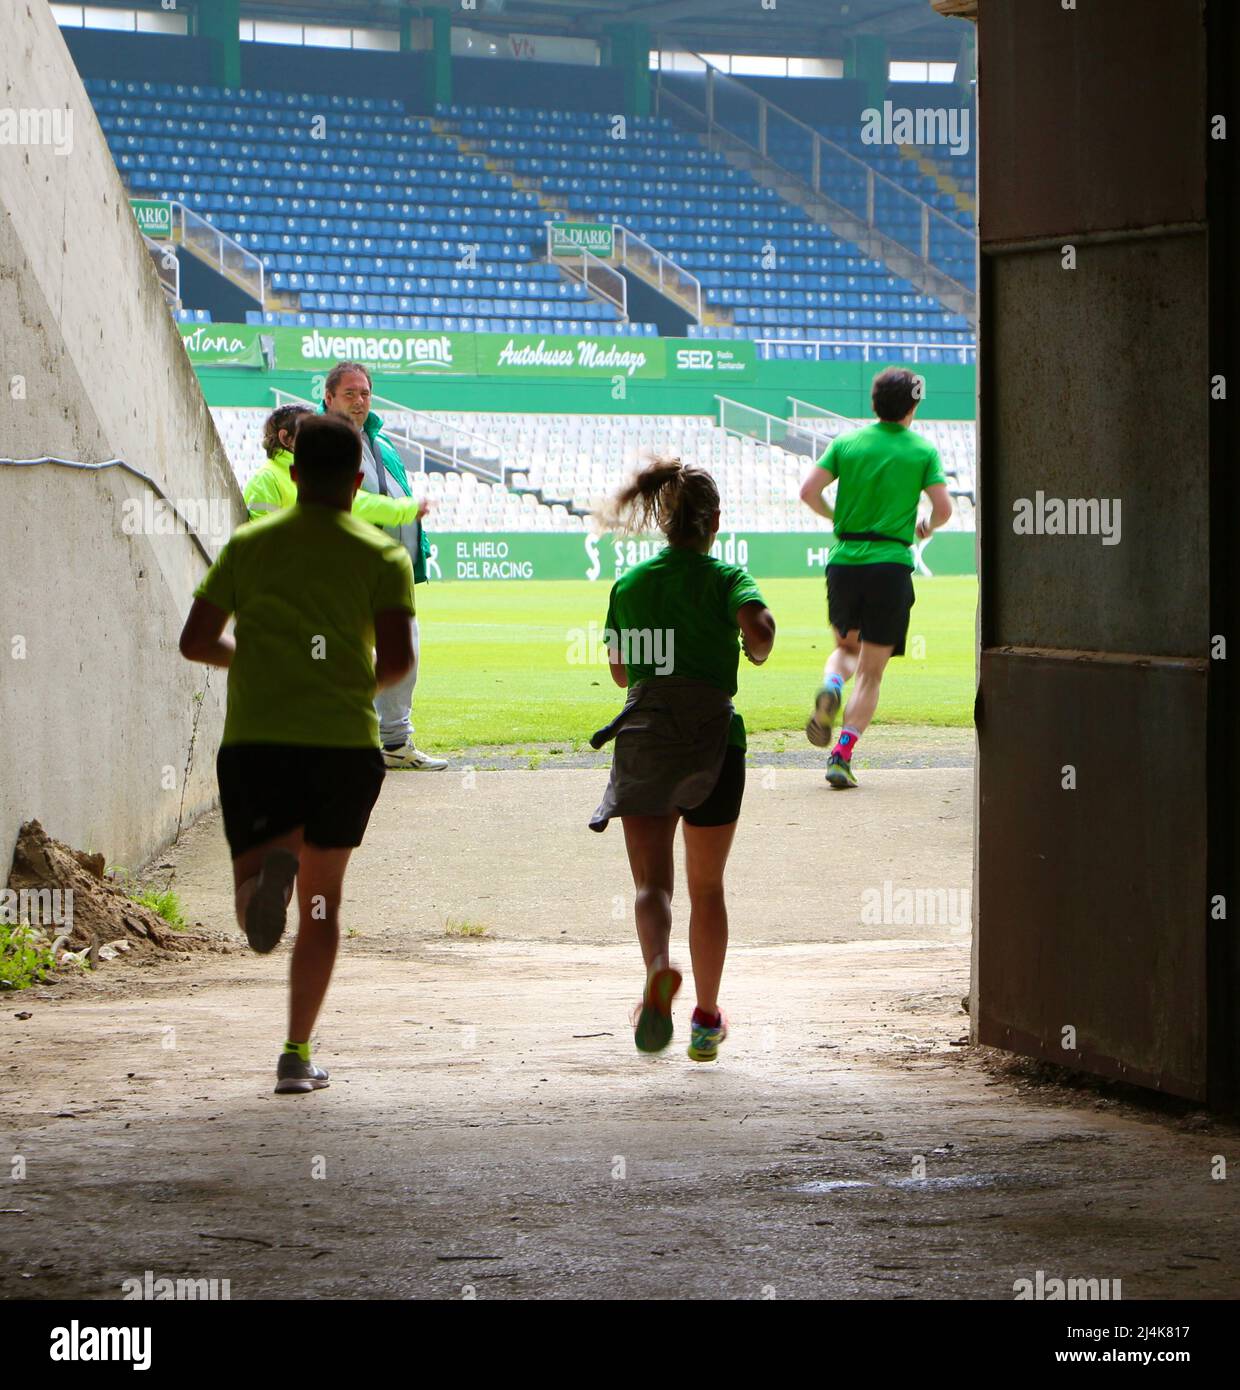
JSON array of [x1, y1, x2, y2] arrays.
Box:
[[5, 820, 221, 967]]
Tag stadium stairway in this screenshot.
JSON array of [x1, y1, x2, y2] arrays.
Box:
[[431, 103, 972, 354], [433, 112, 729, 333], [85, 79, 656, 339], [896, 143, 977, 218], [85, 78, 974, 357], [652, 85, 977, 326], [709, 130, 974, 326]]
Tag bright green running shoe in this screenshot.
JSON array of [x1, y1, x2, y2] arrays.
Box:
[[825, 752, 858, 789], [805, 683, 842, 748], [687, 1010, 729, 1063], [633, 965, 682, 1053]]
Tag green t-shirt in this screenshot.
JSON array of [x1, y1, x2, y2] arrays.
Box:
[[194, 502, 416, 749], [818, 421, 947, 568], [604, 545, 765, 749]]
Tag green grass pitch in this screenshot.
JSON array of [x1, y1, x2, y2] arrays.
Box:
[[415, 576, 977, 749]]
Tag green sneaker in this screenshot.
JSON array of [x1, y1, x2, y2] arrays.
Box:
[[805, 683, 842, 748], [825, 752, 858, 789], [633, 965, 682, 1053]]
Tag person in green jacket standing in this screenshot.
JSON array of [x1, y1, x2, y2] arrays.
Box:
[[322, 361, 447, 771]]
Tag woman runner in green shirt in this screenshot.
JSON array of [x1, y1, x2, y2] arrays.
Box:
[[593, 460, 776, 1062]]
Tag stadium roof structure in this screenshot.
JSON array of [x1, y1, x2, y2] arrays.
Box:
[[206, 0, 966, 61]]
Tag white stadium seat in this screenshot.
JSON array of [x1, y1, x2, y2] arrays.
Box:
[[208, 408, 977, 534]]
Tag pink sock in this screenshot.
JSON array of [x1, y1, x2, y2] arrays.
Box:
[[692, 1006, 721, 1027], [833, 726, 861, 761]]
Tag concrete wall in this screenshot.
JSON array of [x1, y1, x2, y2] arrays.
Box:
[[0, 0, 243, 872]]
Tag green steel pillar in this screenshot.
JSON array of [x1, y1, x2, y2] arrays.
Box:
[[426, 7, 452, 108], [399, 7, 417, 52], [198, 0, 241, 90], [954, 24, 977, 106], [844, 34, 889, 110], [604, 23, 651, 118]]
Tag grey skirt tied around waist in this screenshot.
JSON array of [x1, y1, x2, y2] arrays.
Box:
[[588, 677, 736, 832]]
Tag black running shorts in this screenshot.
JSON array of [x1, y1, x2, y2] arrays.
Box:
[[826, 562, 916, 655], [216, 745, 386, 858], [680, 745, 746, 827]]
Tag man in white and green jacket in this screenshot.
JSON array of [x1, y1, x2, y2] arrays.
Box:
[[322, 361, 446, 771]]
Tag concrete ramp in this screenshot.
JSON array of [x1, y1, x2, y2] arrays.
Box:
[[0, 0, 243, 869]]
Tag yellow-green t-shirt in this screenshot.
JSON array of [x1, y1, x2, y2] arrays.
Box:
[[194, 502, 416, 748]]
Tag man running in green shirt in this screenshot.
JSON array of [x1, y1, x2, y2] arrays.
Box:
[[179, 414, 416, 1095], [799, 367, 953, 788]]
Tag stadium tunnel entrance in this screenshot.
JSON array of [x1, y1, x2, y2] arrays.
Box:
[[968, 0, 1238, 1105], [2, 0, 1240, 1319]]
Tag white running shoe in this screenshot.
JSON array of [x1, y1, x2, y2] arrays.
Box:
[[382, 741, 448, 771], [274, 1053, 329, 1095]]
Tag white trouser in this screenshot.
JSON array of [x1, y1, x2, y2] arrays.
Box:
[[375, 616, 419, 749]]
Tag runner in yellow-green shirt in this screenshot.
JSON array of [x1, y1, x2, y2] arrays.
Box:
[[179, 414, 416, 1097]]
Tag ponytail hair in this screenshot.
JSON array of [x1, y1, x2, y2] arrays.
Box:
[[595, 457, 720, 548]]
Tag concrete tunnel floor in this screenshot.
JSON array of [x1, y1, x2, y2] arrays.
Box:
[[2, 764, 1237, 1300]]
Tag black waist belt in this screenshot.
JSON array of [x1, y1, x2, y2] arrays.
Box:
[[837, 530, 911, 546]]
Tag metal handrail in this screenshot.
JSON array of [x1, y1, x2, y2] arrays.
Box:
[[370, 392, 507, 484], [373, 394, 498, 457], [612, 223, 703, 323], [785, 399, 855, 449], [714, 394, 853, 463], [0, 455, 227, 565], [755, 336, 975, 365], [789, 394, 856, 419], [655, 56, 975, 292], [788, 396, 854, 426], [714, 394, 794, 449], [544, 220, 704, 323], [143, 233, 180, 307], [544, 224, 628, 319], [669, 54, 974, 250], [172, 200, 266, 305]]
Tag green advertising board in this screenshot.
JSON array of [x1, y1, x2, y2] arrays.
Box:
[[190, 323, 974, 418], [432, 530, 975, 582], [549, 222, 615, 258], [131, 199, 172, 239], [178, 323, 265, 369], [271, 325, 476, 375], [666, 340, 755, 380], [206, 325, 759, 383], [474, 332, 664, 379]]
